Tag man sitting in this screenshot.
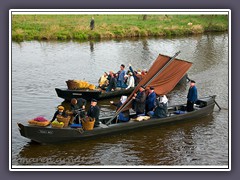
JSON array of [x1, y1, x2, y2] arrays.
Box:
[[87, 99, 100, 127]]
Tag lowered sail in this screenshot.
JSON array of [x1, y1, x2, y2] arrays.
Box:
[[117, 52, 192, 114]]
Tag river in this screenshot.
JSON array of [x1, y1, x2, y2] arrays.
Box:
[[11, 32, 229, 168]]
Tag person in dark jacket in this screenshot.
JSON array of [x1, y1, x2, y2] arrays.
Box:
[[132, 86, 146, 116], [90, 17, 95, 30], [129, 64, 143, 86], [106, 71, 117, 92], [51, 105, 67, 122], [70, 98, 87, 124], [87, 99, 100, 127], [186, 80, 198, 112], [148, 95, 168, 118], [145, 86, 156, 115], [110, 95, 130, 123]]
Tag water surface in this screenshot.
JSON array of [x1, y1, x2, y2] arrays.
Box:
[[11, 33, 229, 168]]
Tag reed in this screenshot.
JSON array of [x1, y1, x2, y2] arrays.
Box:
[[11, 14, 228, 42]]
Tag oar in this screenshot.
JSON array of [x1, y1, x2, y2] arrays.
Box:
[[214, 100, 221, 111], [199, 95, 222, 111], [105, 99, 133, 125], [105, 51, 181, 125]]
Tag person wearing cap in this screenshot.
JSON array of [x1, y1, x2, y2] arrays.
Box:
[[110, 95, 130, 123], [186, 80, 198, 112], [87, 99, 100, 127], [125, 71, 135, 90], [132, 86, 146, 116], [145, 86, 157, 115], [51, 105, 67, 122], [70, 98, 87, 124]]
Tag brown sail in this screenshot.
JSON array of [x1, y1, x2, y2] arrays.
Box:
[[106, 52, 192, 125], [118, 53, 192, 112]]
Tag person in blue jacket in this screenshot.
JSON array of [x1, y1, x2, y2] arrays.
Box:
[[110, 95, 130, 123], [186, 80, 198, 112], [145, 86, 156, 115], [117, 64, 127, 88]]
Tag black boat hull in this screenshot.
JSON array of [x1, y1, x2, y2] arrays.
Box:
[[18, 96, 216, 144], [55, 74, 188, 101], [55, 87, 134, 101]]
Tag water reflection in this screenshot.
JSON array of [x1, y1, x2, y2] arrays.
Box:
[[89, 41, 94, 52]]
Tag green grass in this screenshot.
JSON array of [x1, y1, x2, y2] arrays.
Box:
[[11, 14, 228, 42]]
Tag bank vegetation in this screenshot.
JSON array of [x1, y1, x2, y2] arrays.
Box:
[[12, 15, 228, 42]]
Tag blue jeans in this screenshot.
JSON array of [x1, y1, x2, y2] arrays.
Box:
[[147, 111, 154, 117], [118, 112, 129, 122]]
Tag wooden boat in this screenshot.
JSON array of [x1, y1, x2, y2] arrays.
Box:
[[17, 95, 217, 144], [55, 87, 135, 101], [55, 52, 192, 101], [55, 74, 188, 101]]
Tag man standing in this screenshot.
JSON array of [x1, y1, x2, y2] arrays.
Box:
[[145, 86, 156, 115], [117, 64, 126, 88], [87, 99, 100, 127], [132, 86, 146, 116], [90, 17, 95, 30], [187, 80, 198, 112]]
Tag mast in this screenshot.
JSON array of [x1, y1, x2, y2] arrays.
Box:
[[105, 51, 181, 125]]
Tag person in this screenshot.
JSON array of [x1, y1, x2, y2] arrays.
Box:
[[141, 69, 147, 77], [106, 71, 117, 92], [87, 99, 100, 127], [70, 98, 87, 124], [145, 86, 157, 115], [125, 72, 135, 89], [148, 95, 168, 118], [98, 72, 108, 90], [129, 64, 143, 86], [90, 17, 95, 30], [51, 105, 67, 122], [117, 64, 127, 88], [132, 85, 146, 116], [186, 80, 198, 112], [110, 95, 130, 123]]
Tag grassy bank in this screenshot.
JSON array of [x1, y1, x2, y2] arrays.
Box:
[[12, 15, 228, 42]]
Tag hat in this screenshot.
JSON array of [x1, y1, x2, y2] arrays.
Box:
[[150, 86, 154, 90], [190, 80, 196, 83], [120, 95, 127, 104], [58, 105, 64, 110], [159, 95, 168, 104], [91, 98, 97, 102], [128, 72, 133, 76], [140, 85, 145, 89]]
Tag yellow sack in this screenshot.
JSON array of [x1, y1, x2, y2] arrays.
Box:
[[89, 84, 96, 90]]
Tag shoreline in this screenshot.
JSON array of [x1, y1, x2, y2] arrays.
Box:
[[12, 15, 228, 42]]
